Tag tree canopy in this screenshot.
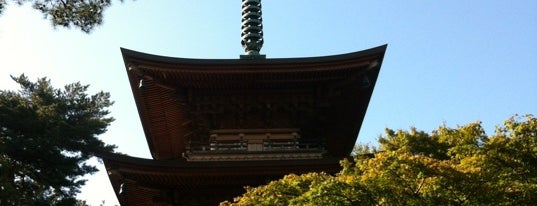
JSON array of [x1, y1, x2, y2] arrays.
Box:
[[0, 75, 116, 205], [0, 0, 121, 33], [222, 115, 537, 206]]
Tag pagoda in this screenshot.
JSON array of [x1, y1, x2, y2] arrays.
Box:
[[101, 0, 387, 205]]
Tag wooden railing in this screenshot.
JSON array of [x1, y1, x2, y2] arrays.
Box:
[[187, 140, 322, 153], [186, 128, 324, 154]]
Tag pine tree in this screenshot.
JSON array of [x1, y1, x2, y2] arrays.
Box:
[[0, 74, 116, 205]]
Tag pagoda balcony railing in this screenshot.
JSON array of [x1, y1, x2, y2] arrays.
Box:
[[184, 140, 325, 161], [183, 128, 325, 161], [187, 140, 323, 153]]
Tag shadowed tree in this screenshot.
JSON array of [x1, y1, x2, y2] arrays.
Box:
[[0, 0, 124, 33], [0, 74, 116, 205]]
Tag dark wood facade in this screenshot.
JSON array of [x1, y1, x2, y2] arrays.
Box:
[[102, 45, 387, 205]]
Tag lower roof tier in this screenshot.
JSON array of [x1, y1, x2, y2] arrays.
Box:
[[101, 152, 343, 205]]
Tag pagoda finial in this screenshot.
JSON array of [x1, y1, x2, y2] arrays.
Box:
[[241, 0, 265, 58]]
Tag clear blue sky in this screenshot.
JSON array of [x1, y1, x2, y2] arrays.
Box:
[[1, 1, 536, 205]]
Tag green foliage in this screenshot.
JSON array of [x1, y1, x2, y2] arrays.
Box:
[[0, 0, 123, 33], [0, 74, 116, 205], [223, 115, 537, 205]]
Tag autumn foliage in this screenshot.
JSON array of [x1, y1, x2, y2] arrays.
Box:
[[222, 115, 537, 205]]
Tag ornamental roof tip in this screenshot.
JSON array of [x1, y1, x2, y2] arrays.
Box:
[[241, 0, 265, 58]]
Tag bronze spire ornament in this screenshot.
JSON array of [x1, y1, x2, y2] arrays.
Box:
[[241, 0, 265, 58]]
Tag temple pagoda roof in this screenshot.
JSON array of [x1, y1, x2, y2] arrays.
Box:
[[121, 45, 387, 160], [103, 45, 387, 205]]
